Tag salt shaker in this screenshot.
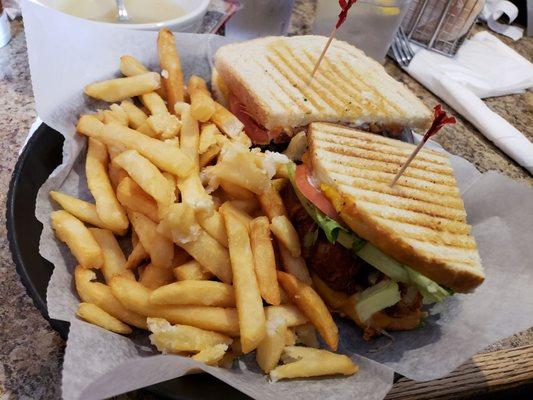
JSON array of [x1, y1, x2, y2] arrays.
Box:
[[0, 0, 11, 48]]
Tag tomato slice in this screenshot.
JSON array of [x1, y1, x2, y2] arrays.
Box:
[[295, 164, 340, 220], [228, 94, 282, 145]]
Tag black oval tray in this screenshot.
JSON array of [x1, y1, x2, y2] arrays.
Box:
[[6, 123, 249, 400]]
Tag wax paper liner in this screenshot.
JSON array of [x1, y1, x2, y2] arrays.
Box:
[[22, 1, 533, 399]]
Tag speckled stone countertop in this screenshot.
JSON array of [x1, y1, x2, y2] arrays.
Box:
[[1, 1, 532, 398]]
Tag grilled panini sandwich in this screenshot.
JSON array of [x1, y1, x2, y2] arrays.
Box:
[[284, 123, 483, 338], [213, 36, 433, 144]]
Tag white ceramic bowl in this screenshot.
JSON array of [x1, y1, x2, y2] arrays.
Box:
[[37, 0, 210, 32]]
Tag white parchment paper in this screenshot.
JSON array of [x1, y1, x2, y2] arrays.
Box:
[[22, 0, 533, 398]]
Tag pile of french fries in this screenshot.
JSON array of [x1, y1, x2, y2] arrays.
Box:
[[50, 28, 358, 381]]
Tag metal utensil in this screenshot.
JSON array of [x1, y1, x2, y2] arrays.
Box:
[[115, 0, 130, 22], [388, 27, 415, 67]]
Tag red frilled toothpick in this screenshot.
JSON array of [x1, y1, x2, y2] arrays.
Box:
[[310, 0, 357, 79], [390, 105, 456, 187]]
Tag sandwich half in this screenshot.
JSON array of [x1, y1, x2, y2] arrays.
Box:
[[283, 122, 483, 339], [214, 35, 433, 144]]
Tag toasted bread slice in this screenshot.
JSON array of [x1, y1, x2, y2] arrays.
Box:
[[308, 122, 484, 293], [214, 36, 432, 133]]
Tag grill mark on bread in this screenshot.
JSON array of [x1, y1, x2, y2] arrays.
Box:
[[292, 49, 364, 115], [373, 217, 477, 249], [318, 159, 459, 196], [317, 153, 457, 186], [402, 238, 481, 266], [333, 56, 405, 118], [328, 172, 464, 209], [269, 44, 348, 115], [266, 53, 329, 113], [316, 123, 447, 160], [337, 44, 416, 118], [316, 133, 449, 165], [355, 200, 470, 234], [252, 58, 314, 115], [317, 142, 454, 175], [298, 49, 368, 115], [338, 184, 466, 222]]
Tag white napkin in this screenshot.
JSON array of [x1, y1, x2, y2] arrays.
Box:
[[480, 0, 524, 40], [406, 31, 533, 174]]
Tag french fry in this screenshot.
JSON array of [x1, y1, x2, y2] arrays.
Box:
[[124, 241, 149, 270], [120, 100, 148, 129], [266, 305, 308, 327], [157, 203, 201, 243], [220, 180, 255, 200], [177, 174, 213, 214], [278, 243, 312, 285], [228, 199, 259, 215], [271, 178, 288, 192], [279, 287, 291, 304], [129, 211, 174, 269], [148, 113, 182, 139], [109, 276, 239, 335], [116, 177, 159, 223], [219, 202, 253, 230], [75, 267, 146, 329], [221, 206, 266, 353], [277, 271, 339, 351], [84, 72, 161, 102], [199, 124, 220, 153], [270, 215, 301, 257], [256, 307, 287, 373], [86, 138, 129, 232], [147, 318, 232, 353], [285, 328, 297, 346], [49, 191, 126, 235], [139, 263, 175, 290], [250, 217, 281, 305], [269, 346, 358, 382], [51, 211, 103, 269], [311, 273, 350, 310], [258, 185, 287, 219], [77, 116, 194, 177], [294, 323, 320, 348], [211, 102, 244, 138], [140, 92, 168, 115], [136, 120, 158, 137], [196, 210, 228, 247], [191, 344, 229, 366], [150, 281, 235, 307], [120, 55, 149, 76], [118, 178, 160, 221], [141, 92, 181, 139], [199, 145, 221, 167], [189, 75, 216, 122], [177, 229, 232, 284], [172, 247, 191, 266], [180, 104, 200, 169], [119, 55, 166, 98], [76, 302, 132, 334], [89, 228, 134, 282], [157, 29, 184, 110], [107, 163, 128, 192], [174, 260, 214, 281], [213, 153, 270, 195], [102, 107, 128, 126], [113, 150, 175, 207]]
